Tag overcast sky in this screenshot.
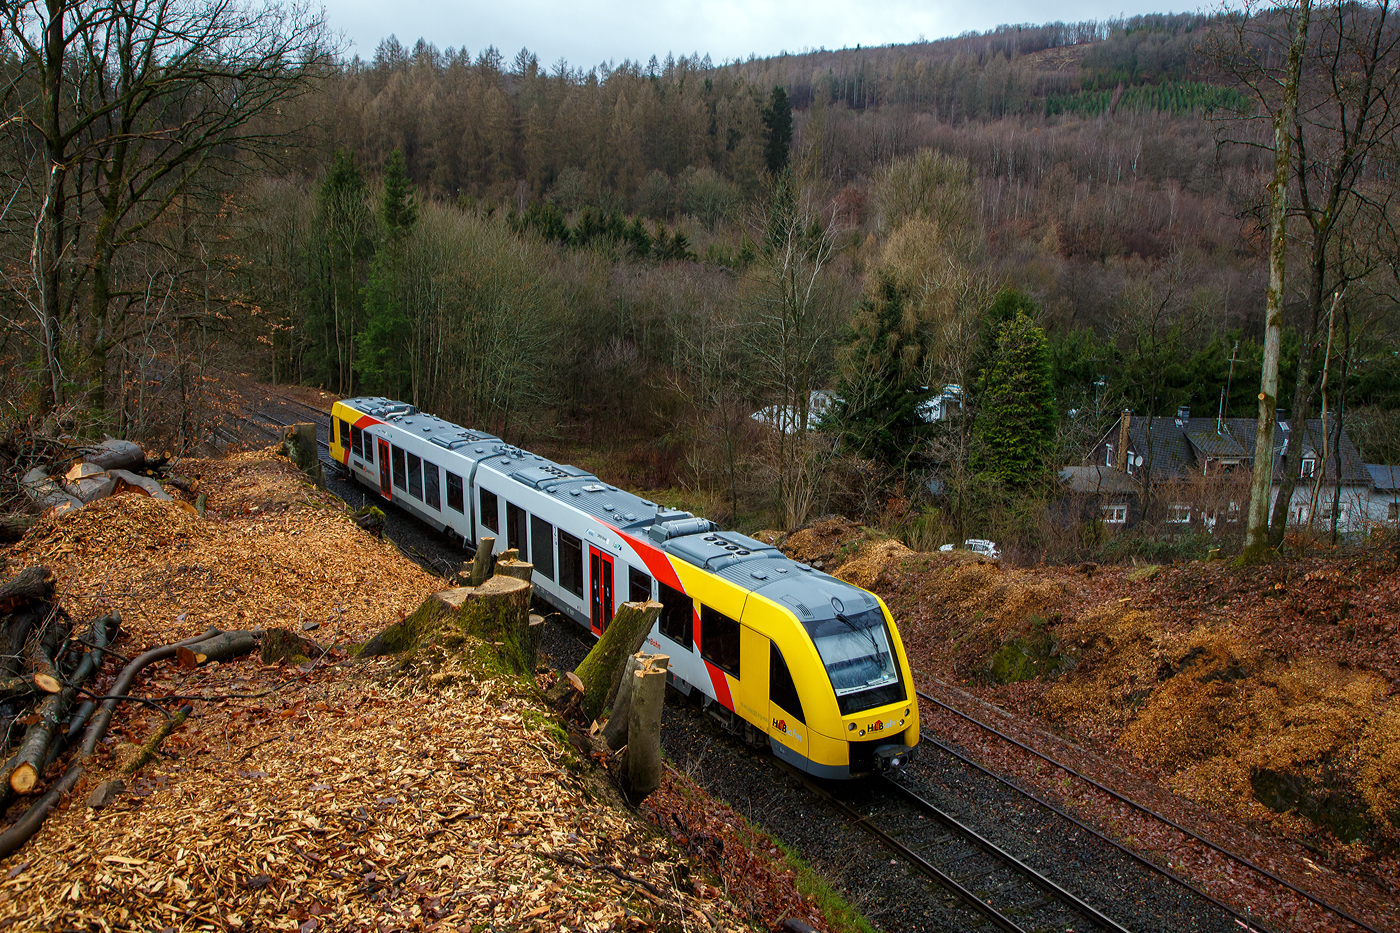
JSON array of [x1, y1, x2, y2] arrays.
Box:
[[325, 0, 1195, 69]]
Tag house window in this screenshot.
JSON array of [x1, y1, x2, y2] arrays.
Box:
[[558, 530, 584, 597], [699, 605, 741, 677], [658, 581, 693, 647], [1105, 443, 1114, 467], [1167, 504, 1191, 524], [1125, 451, 1135, 475], [423, 461, 440, 511], [480, 488, 499, 533], [445, 472, 464, 513], [1103, 505, 1127, 524], [406, 452, 423, 499], [1301, 458, 1316, 478]]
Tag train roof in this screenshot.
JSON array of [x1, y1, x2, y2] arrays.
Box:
[[340, 397, 881, 617]]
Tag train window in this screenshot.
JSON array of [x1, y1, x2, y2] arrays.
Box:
[[558, 530, 584, 598], [531, 515, 554, 580], [362, 433, 373, 464], [423, 461, 440, 510], [699, 606, 741, 677], [506, 501, 528, 559], [350, 424, 362, 458], [339, 419, 352, 451], [445, 472, 464, 513], [629, 567, 652, 603], [391, 446, 406, 491], [480, 488, 499, 533], [658, 582, 692, 647], [770, 644, 805, 723], [407, 453, 423, 499]]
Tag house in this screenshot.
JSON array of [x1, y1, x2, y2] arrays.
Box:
[[1077, 407, 1379, 533], [1365, 464, 1400, 525]]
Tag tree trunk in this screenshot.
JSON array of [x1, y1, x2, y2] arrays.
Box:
[[27, 618, 70, 694], [1243, 0, 1311, 563], [625, 655, 670, 801], [603, 652, 671, 751], [360, 576, 537, 674], [0, 514, 39, 543], [574, 601, 663, 722], [0, 566, 54, 619], [176, 631, 259, 668]]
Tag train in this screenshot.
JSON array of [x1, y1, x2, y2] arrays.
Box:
[[328, 397, 919, 778]]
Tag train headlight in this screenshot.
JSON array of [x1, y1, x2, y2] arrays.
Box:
[[847, 723, 856, 732]]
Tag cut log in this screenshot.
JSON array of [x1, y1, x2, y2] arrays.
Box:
[[574, 601, 663, 723], [164, 473, 200, 494], [0, 565, 55, 615], [6, 614, 117, 797], [27, 618, 71, 694], [498, 548, 519, 563], [494, 558, 534, 583], [469, 537, 496, 586], [20, 467, 83, 514], [175, 631, 258, 669], [625, 655, 670, 801], [0, 512, 38, 543], [108, 469, 174, 501], [0, 675, 36, 703], [359, 575, 536, 674], [80, 438, 145, 472]]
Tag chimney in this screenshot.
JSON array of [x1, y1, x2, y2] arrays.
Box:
[[1176, 405, 1190, 426], [1117, 410, 1131, 471]]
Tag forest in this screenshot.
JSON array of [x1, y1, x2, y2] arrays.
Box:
[[2, 1, 1399, 562]]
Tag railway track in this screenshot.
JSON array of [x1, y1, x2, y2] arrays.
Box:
[[788, 763, 1133, 933], [914, 685, 1394, 933]]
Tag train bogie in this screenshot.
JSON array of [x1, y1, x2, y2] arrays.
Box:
[[329, 396, 918, 778]]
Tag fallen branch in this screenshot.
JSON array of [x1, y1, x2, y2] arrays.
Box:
[[123, 705, 192, 776], [175, 631, 257, 669]]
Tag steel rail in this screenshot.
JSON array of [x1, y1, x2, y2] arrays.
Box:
[[880, 776, 1135, 933], [915, 686, 1385, 933], [915, 728, 1277, 933], [779, 762, 1030, 933]]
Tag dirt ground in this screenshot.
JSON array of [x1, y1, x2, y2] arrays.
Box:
[[0, 448, 824, 932], [780, 517, 1400, 881]]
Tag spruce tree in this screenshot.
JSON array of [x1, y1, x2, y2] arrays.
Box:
[[357, 150, 418, 399], [832, 273, 933, 470], [971, 311, 1056, 487], [762, 86, 792, 175]]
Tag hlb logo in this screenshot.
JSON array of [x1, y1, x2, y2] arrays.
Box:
[[772, 717, 787, 733], [868, 719, 885, 732]]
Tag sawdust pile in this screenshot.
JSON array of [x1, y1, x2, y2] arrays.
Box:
[[781, 517, 872, 568], [1, 665, 750, 932], [833, 539, 915, 590], [8, 450, 438, 651]]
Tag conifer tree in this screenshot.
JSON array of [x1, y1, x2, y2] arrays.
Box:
[[358, 150, 418, 399], [971, 311, 1056, 487], [831, 273, 934, 470], [762, 86, 792, 175]]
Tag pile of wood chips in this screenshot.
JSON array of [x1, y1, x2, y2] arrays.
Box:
[[0, 448, 752, 932]]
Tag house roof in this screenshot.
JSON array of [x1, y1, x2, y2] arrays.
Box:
[[1367, 463, 1400, 492], [1059, 465, 1138, 495], [1100, 415, 1372, 486]]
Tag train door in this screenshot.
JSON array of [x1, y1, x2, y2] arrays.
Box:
[[377, 438, 391, 498], [589, 547, 614, 636]]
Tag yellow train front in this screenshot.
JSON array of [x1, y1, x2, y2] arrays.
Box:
[[326, 395, 918, 778]]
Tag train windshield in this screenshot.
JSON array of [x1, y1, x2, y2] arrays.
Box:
[[806, 608, 905, 715]]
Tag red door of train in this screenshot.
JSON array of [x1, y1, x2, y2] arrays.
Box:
[[589, 547, 613, 636], [377, 438, 391, 498]]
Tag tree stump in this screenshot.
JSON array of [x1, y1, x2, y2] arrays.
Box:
[[260, 628, 321, 664], [494, 558, 534, 583], [282, 424, 323, 486], [625, 654, 669, 802], [603, 652, 670, 751], [469, 536, 496, 586], [574, 601, 662, 723], [360, 575, 537, 674]]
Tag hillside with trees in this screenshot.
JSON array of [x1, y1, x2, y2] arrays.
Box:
[[3, 2, 1399, 562]]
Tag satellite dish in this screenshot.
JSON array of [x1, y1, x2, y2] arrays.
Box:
[[1134, 454, 1144, 467]]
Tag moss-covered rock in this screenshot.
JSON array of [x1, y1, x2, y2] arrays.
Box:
[[988, 617, 1061, 684]]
